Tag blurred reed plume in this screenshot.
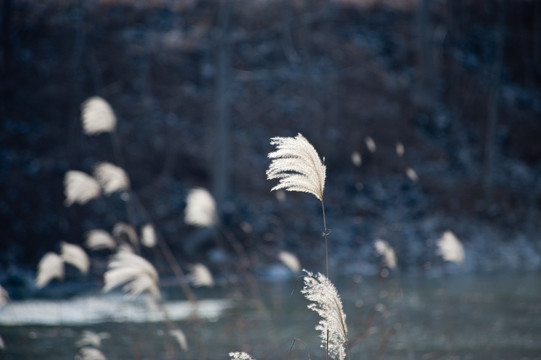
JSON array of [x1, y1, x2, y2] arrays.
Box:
[[93, 162, 130, 195], [141, 223, 157, 248], [0, 285, 9, 308], [266, 133, 326, 202], [351, 151, 362, 167], [365, 136, 376, 153], [301, 270, 348, 360], [103, 250, 160, 299], [60, 242, 89, 274], [85, 230, 116, 251], [75, 347, 107, 360], [76, 330, 110, 348], [188, 263, 215, 288], [64, 171, 101, 206], [184, 187, 217, 227], [437, 230, 465, 265], [374, 239, 397, 269], [169, 329, 189, 351], [229, 352, 255, 360], [406, 167, 419, 182], [396, 142, 405, 157], [278, 250, 301, 274], [112, 222, 138, 248], [35, 252, 64, 288], [81, 96, 117, 135]]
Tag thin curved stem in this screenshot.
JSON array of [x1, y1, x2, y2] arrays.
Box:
[[321, 200, 329, 279]]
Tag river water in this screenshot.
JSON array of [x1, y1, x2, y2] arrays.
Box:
[[1, 273, 540, 359]]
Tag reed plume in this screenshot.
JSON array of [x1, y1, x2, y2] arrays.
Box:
[[75, 347, 107, 360], [76, 331, 110, 348], [184, 187, 217, 227], [266, 133, 326, 201], [0, 285, 9, 308], [278, 250, 301, 274], [35, 252, 64, 288], [188, 263, 215, 288], [103, 251, 160, 299], [301, 270, 348, 360], [60, 242, 90, 274], [266, 133, 331, 276], [85, 230, 116, 251], [81, 96, 117, 135], [229, 352, 255, 360], [141, 223, 157, 248], [169, 329, 189, 351], [93, 162, 130, 195], [374, 239, 397, 269], [64, 171, 101, 206], [437, 230, 465, 265]]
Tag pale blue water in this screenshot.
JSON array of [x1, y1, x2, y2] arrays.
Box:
[[1, 273, 540, 359]]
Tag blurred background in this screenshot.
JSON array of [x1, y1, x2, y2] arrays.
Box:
[[0, 0, 540, 359]]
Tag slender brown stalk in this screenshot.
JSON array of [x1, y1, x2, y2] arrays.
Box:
[[326, 329, 329, 360]]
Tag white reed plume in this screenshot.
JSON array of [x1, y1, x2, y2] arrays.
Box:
[[76, 330, 110, 348], [0, 285, 9, 308], [169, 329, 189, 351], [396, 142, 405, 157], [86, 230, 116, 251], [266, 133, 326, 202], [374, 239, 397, 269], [278, 251, 301, 274], [64, 171, 101, 206], [113, 222, 138, 248], [60, 242, 89, 274], [301, 270, 348, 360], [365, 136, 376, 153], [351, 151, 362, 167], [93, 162, 130, 195], [0, 335, 4, 350], [437, 230, 465, 265], [36, 252, 64, 288], [406, 167, 419, 182], [81, 96, 117, 135], [76, 347, 107, 360], [184, 188, 217, 227], [103, 251, 160, 299], [229, 352, 255, 360], [188, 263, 214, 288], [141, 224, 157, 248]]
